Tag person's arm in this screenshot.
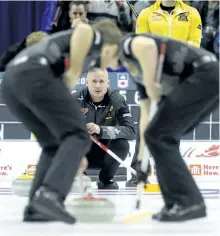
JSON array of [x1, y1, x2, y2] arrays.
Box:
[[131, 36, 161, 101], [130, 36, 162, 163], [136, 9, 149, 33], [100, 95, 136, 140], [187, 8, 202, 47], [64, 23, 94, 89], [115, 0, 131, 31], [138, 98, 150, 162]]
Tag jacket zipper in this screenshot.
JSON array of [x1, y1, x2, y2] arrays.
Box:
[[94, 106, 97, 123], [168, 13, 172, 37], [153, 10, 187, 38], [90, 102, 105, 124]]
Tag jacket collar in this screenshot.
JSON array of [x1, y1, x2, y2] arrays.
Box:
[[151, 0, 189, 14]]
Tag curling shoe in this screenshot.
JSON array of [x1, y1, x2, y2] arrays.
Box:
[[152, 203, 206, 222], [31, 186, 76, 224]]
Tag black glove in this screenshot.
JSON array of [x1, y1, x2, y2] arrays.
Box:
[[136, 160, 151, 184]]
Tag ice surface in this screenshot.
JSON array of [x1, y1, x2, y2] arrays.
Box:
[[0, 186, 219, 236]]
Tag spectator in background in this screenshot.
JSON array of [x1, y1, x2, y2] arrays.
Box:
[[0, 31, 48, 72], [192, 0, 219, 30], [69, 1, 89, 25], [41, 1, 57, 32], [51, 1, 89, 33], [87, 0, 132, 31], [192, 1, 219, 53], [50, 1, 72, 33], [73, 69, 135, 189], [131, 0, 150, 31], [50, 0, 131, 32], [136, 0, 202, 47]]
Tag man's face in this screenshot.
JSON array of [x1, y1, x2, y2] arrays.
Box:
[[69, 4, 87, 23], [86, 70, 109, 100]]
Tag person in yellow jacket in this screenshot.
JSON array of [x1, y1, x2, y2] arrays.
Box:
[[136, 0, 202, 47]]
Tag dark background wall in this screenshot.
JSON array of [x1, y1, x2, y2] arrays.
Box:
[[0, 1, 47, 55]]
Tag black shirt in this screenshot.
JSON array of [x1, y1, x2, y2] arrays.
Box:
[[160, 3, 175, 14], [8, 29, 103, 77], [120, 33, 215, 98]]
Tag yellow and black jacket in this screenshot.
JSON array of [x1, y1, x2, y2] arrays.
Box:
[[136, 0, 202, 47]]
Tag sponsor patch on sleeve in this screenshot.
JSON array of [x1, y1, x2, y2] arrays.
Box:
[[197, 24, 202, 30]]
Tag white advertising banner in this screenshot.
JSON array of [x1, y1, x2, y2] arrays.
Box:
[[0, 141, 219, 185], [0, 141, 40, 182], [147, 142, 220, 183]]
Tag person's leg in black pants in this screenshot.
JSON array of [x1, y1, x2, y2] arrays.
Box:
[[2, 82, 59, 199], [2, 68, 61, 220], [99, 139, 129, 188], [87, 139, 129, 189], [144, 62, 219, 221], [86, 142, 105, 170], [2, 61, 91, 223]]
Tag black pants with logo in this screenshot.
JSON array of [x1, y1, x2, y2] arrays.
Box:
[[144, 61, 219, 207], [86, 139, 129, 183], [2, 59, 91, 201]]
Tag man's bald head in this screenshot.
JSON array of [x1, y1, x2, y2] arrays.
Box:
[[86, 68, 109, 80]]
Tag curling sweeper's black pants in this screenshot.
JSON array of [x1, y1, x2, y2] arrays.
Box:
[[2, 57, 91, 201], [144, 59, 219, 207]]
